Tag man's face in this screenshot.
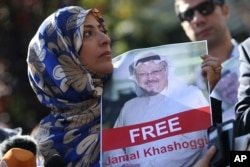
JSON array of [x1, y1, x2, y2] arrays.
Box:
[[177, 0, 229, 46], [135, 61, 168, 96]]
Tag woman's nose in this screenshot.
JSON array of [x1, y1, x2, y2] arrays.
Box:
[[99, 32, 111, 46]]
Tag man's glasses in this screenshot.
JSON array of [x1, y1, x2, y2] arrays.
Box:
[[136, 67, 165, 79], [178, 0, 223, 22]]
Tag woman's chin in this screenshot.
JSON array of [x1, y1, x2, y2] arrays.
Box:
[[96, 64, 113, 75]]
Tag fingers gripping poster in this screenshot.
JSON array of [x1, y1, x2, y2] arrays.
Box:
[[101, 41, 212, 167]]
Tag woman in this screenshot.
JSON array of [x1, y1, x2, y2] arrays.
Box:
[[26, 5, 222, 167], [27, 6, 113, 167]]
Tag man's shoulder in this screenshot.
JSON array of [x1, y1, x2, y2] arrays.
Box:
[[124, 96, 143, 105], [223, 54, 240, 68]]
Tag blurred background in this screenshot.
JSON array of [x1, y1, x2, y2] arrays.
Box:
[[0, 0, 249, 134]]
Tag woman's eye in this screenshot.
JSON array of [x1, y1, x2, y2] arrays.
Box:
[[102, 27, 108, 34], [102, 29, 108, 34], [100, 26, 108, 34], [83, 31, 91, 37]]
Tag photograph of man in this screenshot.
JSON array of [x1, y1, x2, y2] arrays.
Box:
[[103, 51, 211, 167]]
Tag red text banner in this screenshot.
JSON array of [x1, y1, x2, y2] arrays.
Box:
[[102, 106, 211, 152]]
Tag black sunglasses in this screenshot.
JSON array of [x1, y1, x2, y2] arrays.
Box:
[[178, 0, 223, 22]]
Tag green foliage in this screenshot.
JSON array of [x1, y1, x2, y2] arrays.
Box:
[[76, 0, 188, 57], [0, 0, 249, 133]]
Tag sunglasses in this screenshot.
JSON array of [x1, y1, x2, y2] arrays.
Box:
[[178, 0, 224, 22]]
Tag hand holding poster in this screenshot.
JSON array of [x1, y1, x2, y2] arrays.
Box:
[[102, 41, 212, 167]]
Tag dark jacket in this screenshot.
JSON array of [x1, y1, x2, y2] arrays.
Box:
[[235, 37, 250, 137]]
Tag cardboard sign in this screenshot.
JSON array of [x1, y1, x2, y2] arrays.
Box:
[[102, 41, 212, 167]]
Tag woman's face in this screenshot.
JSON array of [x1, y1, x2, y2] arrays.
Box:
[[79, 12, 113, 75]]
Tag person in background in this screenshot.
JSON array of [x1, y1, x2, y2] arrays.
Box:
[[26, 6, 113, 167], [174, 0, 240, 122], [235, 37, 250, 137], [192, 37, 250, 167]]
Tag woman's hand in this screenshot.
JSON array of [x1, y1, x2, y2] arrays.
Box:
[[201, 55, 222, 92]]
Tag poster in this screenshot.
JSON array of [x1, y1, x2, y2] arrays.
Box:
[[101, 41, 212, 167], [211, 56, 240, 122]]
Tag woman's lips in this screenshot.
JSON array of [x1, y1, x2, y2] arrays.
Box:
[[100, 51, 112, 58]]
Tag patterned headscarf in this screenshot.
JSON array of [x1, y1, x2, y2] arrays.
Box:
[[27, 6, 109, 167]]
